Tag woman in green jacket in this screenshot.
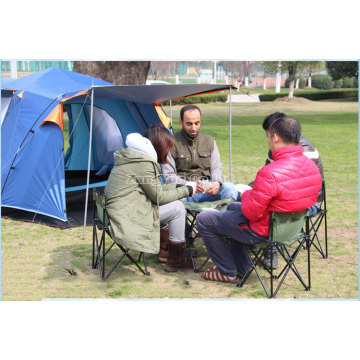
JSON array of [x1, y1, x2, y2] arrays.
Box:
[[104, 124, 195, 272]]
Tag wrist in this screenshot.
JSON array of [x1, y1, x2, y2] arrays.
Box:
[[185, 185, 193, 196]]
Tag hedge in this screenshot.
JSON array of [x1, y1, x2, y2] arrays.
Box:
[[259, 89, 358, 102], [311, 74, 333, 90], [161, 92, 228, 105]]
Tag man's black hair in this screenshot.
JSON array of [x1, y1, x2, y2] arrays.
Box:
[[262, 112, 287, 130], [268, 115, 301, 144], [180, 104, 201, 121]]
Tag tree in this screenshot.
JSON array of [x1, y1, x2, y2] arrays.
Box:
[[73, 61, 151, 85], [260, 61, 278, 89], [304, 61, 325, 87], [326, 61, 358, 80], [280, 61, 300, 98], [150, 61, 176, 80], [240, 61, 258, 86], [280, 61, 316, 98]]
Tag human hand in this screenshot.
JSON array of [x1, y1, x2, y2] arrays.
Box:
[[191, 185, 197, 197], [205, 181, 221, 196], [196, 180, 205, 194]]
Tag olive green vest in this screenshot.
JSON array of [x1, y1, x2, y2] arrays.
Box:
[[171, 129, 214, 181]]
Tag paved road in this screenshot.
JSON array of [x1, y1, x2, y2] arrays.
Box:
[[227, 94, 260, 103]]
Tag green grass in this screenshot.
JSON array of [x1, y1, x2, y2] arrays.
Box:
[[1, 99, 358, 300]]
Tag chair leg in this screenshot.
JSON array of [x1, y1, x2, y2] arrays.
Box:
[[194, 256, 210, 273], [140, 252, 150, 276], [92, 223, 96, 268], [237, 246, 273, 298], [309, 214, 326, 258], [116, 245, 150, 276], [185, 213, 201, 271], [102, 230, 106, 279], [324, 209, 328, 258], [275, 240, 309, 296], [306, 220, 311, 291]]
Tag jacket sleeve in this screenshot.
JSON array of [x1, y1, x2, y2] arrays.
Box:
[[241, 166, 278, 222], [210, 141, 224, 183], [161, 152, 187, 185], [136, 162, 189, 205]]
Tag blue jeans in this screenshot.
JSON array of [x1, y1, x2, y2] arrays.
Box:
[[183, 181, 239, 239], [183, 181, 240, 203], [309, 205, 319, 218]]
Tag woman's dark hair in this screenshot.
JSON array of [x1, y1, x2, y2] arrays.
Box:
[[268, 115, 301, 145], [143, 124, 174, 164]]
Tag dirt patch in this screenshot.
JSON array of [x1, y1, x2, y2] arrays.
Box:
[[274, 96, 313, 103]]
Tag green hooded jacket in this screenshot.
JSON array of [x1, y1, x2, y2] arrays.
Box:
[[104, 148, 190, 254]]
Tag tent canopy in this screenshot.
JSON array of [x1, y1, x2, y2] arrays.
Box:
[[1, 67, 234, 224], [89, 84, 234, 104]]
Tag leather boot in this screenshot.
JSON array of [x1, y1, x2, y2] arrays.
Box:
[[164, 240, 193, 272], [157, 227, 169, 263]]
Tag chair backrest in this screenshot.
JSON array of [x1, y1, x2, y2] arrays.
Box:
[[269, 210, 309, 246], [93, 189, 110, 226]]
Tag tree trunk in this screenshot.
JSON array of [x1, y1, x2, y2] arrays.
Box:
[[288, 80, 295, 99], [287, 63, 297, 99], [295, 78, 299, 89], [263, 77, 267, 90], [73, 61, 151, 85], [308, 75, 312, 88], [244, 77, 249, 87]]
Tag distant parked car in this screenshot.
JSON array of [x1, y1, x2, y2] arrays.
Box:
[[146, 80, 170, 85]]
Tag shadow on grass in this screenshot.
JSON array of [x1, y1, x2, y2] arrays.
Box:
[[44, 241, 159, 284]]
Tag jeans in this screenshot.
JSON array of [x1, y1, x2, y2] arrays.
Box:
[[309, 205, 319, 218], [183, 181, 240, 203], [196, 202, 267, 277], [183, 181, 240, 239]]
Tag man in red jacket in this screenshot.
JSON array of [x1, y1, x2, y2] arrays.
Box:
[[196, 115, 322, 284]]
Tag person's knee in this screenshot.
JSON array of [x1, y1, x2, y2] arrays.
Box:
[[227, 201, 241, 212], [196, 211, 207, 232], [220, 181, 239, 200], [173, 200, 186, 218]]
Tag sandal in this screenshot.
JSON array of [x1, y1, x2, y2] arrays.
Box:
[[202, 266, 240, 284]]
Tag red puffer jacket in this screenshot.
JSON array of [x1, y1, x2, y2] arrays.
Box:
[[241, 145, 322, 237]]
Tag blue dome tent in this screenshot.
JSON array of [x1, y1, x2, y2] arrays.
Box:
[[1, 67, 234, 230]]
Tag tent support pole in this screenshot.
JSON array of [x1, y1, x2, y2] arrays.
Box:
[[170, 99, 173, 128], [83, 87, 94, 239], [229, 86, 232, 182]]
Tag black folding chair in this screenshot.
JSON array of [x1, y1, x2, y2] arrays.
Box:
[[92, 189, 150, 279], [308, 181, 328, 258], [237, 210, 311, 298], [182, 198, 234, 272]]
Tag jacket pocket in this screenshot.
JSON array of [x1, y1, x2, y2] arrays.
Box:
[[198, 150, 211, 169], [129, 198, 152, 223], [175, 151, 190, 170]]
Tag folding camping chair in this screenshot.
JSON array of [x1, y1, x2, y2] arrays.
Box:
[[237, 210, 311, 298], [182, 198, 235, 272], [92, 189, 150, 279], [308, 181, 328, 258]]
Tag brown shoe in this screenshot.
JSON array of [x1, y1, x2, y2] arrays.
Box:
[[157, 227, 169, 262], [164, 240, 193, 272]]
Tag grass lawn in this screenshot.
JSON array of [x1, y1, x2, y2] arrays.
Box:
[[1, 99, 358, 300]]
